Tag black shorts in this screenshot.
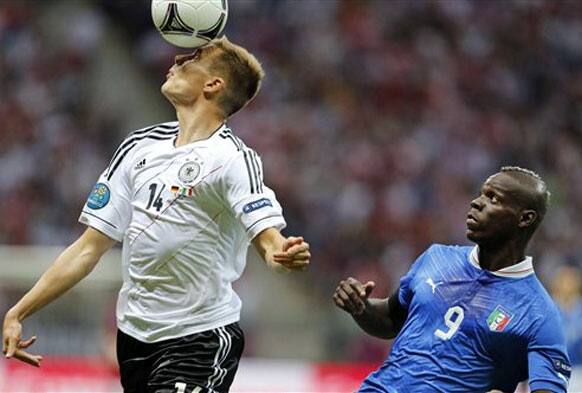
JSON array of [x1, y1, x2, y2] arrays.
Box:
[[117, 323, 244, 393]]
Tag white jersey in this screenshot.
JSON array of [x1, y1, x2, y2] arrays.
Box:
[[79, 121, 286, 343]]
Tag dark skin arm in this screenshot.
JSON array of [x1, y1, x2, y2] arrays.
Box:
[[332, 277, 408, 339]]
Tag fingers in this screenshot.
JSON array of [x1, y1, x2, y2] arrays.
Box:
[[18, 336, 37, 350], [282, 236, 304, 252], [274, 241, 310, 259], [12, 349, 42, 367], [273, 238, 310, 270], [273, 257, 309, 270], [5, 336, 17, 358], [273, 250, 310, 263], [363, 281, 376, 297], [333, 277, 369, 315]]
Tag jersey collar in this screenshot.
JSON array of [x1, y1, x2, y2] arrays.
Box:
[[173, 123, 227, 149], [469, 246, 534, 278]]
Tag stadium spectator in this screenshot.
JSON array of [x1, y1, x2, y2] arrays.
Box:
[[551, 263, 582, 366]]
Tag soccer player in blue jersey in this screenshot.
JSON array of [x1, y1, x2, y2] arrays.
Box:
[[333, 167, 571, 393]]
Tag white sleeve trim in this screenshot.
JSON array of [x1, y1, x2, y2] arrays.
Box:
[[246, 215, 286, 240], [79, 211, 123, 242]]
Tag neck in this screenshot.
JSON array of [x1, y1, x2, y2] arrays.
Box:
[[174, 104, 225, 147], [477, 240, 527, 271]]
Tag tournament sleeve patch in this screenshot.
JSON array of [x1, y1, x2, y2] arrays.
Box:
[[242, 198, 272, 214], [87, 183, 111, 210], [553, 359, 572, 379]]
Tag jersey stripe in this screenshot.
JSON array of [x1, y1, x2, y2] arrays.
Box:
[[106, 125, 178, 174], [249, 150, 262, 194], [251, 150, 263, 193], [220, 128, 242, 151], [242, 150, 255, 193], [107, 124, 178, 168], [106, 132, 177, 180], [219, 129, 263, 194]]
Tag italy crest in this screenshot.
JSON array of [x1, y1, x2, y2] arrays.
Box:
[[487, 305, 513, 332]]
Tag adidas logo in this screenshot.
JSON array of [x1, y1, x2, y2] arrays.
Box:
[[134, 158, 146, 170]]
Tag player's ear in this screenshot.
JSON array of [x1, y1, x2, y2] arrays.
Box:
[[518, 209, 537, 229], [203, 77, 225, 95]]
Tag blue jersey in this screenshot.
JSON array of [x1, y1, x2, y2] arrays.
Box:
[[360, 244, 571, 393]]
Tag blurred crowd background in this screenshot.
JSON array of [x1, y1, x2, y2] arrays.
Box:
[[1, 0, 582, 371]]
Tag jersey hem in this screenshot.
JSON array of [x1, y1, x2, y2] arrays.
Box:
[[117, 314, 241, 343]]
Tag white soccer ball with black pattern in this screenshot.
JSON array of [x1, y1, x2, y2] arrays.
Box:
[[151, 0, 228, 48]]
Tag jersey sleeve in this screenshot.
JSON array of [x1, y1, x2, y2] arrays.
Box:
[[78, 144, 133, 242], [222, 150, 286, 240], [528, 307, 572, 393], [397, 246, 432, 310]]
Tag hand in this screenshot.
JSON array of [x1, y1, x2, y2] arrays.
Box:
[[3, 312, 43, 367], [272, 236, 310, 271], [333, 277, 376, 315]]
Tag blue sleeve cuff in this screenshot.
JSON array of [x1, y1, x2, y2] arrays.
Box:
[[529, 379, 567, 393]]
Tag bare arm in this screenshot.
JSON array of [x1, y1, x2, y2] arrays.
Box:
[[333, 277, 408, 339], [2, 227, 116, 366], [251, 227, 310, 272]]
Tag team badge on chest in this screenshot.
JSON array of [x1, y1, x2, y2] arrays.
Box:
[[487, 305, 513, 332], [178, 160, 201, 185]]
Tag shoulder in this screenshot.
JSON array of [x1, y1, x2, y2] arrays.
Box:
[[114, 121, 179, 153], [521, 277, 565, 337], [106, 121, 179, 179], [124, 121, 179, 146], [424, 243, 471, 258], [529, 276, 561, 316], [215, 126, 262, 166]]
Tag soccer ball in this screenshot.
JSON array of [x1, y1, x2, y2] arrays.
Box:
[[151, 0, 228, 48]]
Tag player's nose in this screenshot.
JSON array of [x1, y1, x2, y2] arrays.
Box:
[[470, 197, 484, 210]]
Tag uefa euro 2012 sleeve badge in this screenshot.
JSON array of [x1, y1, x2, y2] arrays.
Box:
[[87, 183, 111, 210], [178, 160, 201, 185]]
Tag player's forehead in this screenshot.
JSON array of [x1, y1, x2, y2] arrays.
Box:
[[482, 173, 519, 194]]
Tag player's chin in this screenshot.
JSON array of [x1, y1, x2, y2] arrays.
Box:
[[160, 80, 173, 96], [466, 228, 480, 242]]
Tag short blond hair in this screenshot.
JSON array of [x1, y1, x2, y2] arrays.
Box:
[[210, 36, 265, 117]]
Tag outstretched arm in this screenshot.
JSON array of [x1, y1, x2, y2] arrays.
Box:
[[252, 227, 310, 272], [333, 277, 407, 339], [2, 227, 116, 366]]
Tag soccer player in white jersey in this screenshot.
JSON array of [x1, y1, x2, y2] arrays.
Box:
[[2, 37, 310, 393]]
